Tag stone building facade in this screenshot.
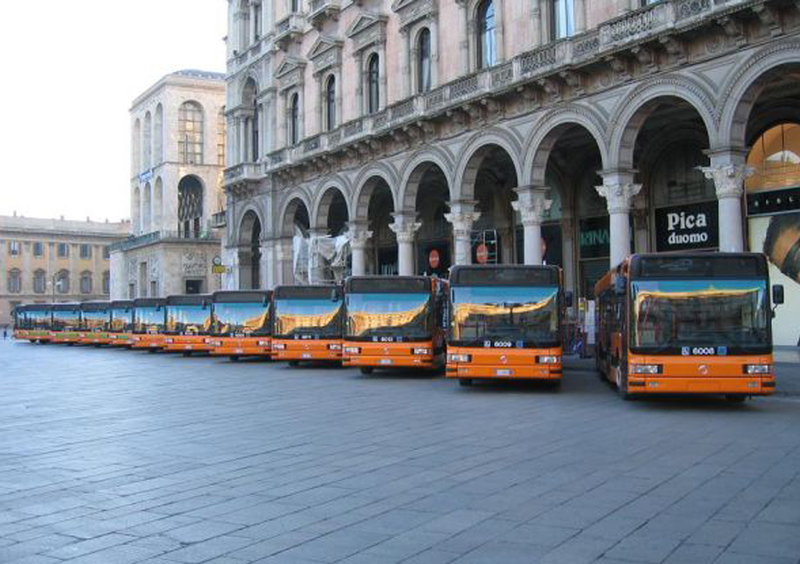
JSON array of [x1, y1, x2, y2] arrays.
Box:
[[110, 70, 228, 300], [0, 215, 129, 326], [223, 0, 800, 345]]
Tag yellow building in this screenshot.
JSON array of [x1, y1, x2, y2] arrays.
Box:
[[0, 214, 129, 327]]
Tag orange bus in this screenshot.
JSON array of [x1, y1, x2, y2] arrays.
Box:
[[594, 253, 782, 402], [13, 304, 53, 343], [208, 290, 272, 361], [130, 298, 167, 351], [50, 303, 83, 344], [271, 285, 344, 366], [446, 265, 569, 387], [107, 300, 135, 347], [77, 302, 113, 346], [162, 295, 215, 355], [342, 276, 447, 374]]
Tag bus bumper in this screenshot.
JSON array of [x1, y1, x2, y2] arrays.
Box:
[[342, 343, 437, 369], [627, 376, 775, 395], [108, 334, 134, 347], [446, 364, 562, 380], [130, 335, 166, 350], [77, 333, 113, 345], [162, 336, 214, 353], [209, 337, 272, 358], [272, 340, 342, 362]]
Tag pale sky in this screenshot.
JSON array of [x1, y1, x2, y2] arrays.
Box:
[[0, 1, 227, 223]]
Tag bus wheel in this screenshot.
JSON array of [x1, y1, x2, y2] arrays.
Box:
[[360, 367, 374, 375], [725, 395, 746, 404], [230, 355, 239, 362], [182, 351, 191, 357], [617, 371, 633, 401], [459, 378, 473, 387], [288, 360, 299, 367]]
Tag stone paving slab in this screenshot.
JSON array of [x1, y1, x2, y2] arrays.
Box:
[[1, 339, 800, 564]]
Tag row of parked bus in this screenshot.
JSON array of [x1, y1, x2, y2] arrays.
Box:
[[13, 253, 784, 402]]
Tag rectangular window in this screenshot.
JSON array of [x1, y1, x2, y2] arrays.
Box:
[[103, 246, 110, 259], [58, 243, 70, 258], [291, 0, 300, 13], [128, 283, 136, 299], [80, 244, 92, 259], [9, 241, 20, 256], [33, 242, 44, 257], [103, 272, 110, 294], [150, 280, 158, 298], [552, 0, 575, 40]]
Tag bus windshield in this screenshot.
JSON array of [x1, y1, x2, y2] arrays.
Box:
[[135, 307, 164, 333], [214, 303, 270, 336], [346, 292, 430, 341], [28, 310, 50, 328], [451, 286, 560, 347], [53, 311, 80, 329], [630, 279, 770, 353], [82, 311, 109, 330], [110, 309, 133, 332], [166, 305, 213, 334], [273, 298, 342, 338]]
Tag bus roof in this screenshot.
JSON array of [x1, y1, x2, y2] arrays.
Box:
[[80, 301, 111, 312], [110, 300, 134, 309], [273, 285, 342, 300], [344, 276, 431, 294], [133, 298, 165, 307], [450, 265, 560, 286], [165, 294, 212, 306], [51, 303, 81, 311], [212, 290, 272, 303]]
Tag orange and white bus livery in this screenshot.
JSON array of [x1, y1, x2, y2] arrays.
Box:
[[208, 290, 272, 361]]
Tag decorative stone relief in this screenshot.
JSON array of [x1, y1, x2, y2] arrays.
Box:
[[346, 12, 388, 53], [595, 183, 643, 214], [181, 250, 208, 277]]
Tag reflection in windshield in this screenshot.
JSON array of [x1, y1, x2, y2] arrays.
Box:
[[167, 305, 213, 334], [346, 293, 430, 339], [214, 303, 270, 336], [135, 307, 164, 333], [53, 311, 80, 329], [452, 286, 559, 346], [28, 311, 50, 328], [82, 311, 108, 330], [274, 299, 342, 338], [110, 309, 133, 332], [631, 279, 769, 350]]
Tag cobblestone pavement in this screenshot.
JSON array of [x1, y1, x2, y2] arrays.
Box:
[[1, 339, 799, 564]]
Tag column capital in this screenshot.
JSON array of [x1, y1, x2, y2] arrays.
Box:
[[389, 213, 421, 244], [347, 223, 373, 249], [445, 211, 480, 239], [595, 182, 642, 214], [512, 186, 552, 227], [697, 164, 754, 200]]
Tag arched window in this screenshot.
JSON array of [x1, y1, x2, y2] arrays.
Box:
[[133, 119, 141, 174], [367, 54, 380, 114], [56, 270, 70, 294], [33, 269, 46, 294], [154, 177, 164, 230], [747, 123, 800, 192], [103, 271, 110, 295], [417, 28, 432, 93], [80, 271, 93, 294], [143, 111, 152, 170], [154, 104, 164, 164], [477, 0, 496, 69], [251, 105, 260, 162], [238, 0, 250, 49], [143, 183, 152, 233], [217, 109, 226, 166], [7, 269, 21, 294], [178, 101, 204, 165], [290, 93, 300, 145], [552, 0, 575, 40], [178, 175, 204, 238], [325, 75, 336, 131]]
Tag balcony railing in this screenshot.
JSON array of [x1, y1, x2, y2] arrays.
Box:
[[224, 162, 262, 182], [274, 14, 303, 48], [109, 230, 220, 253], [308, 0, 340, 28], [228, 0, 740, 182], [211, 211, 227, 229]]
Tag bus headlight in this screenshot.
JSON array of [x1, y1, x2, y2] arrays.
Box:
[[631, 364, 663, 374], [257, 340, 270, 347], [413, 347, 431, 355], [344, 346, 361, 355], [273, 343, 286, 350], [448, 353, 471, 363], [744, 364, 771, 374], [537, 355, 560, 364], [328, 343, 342, 351]]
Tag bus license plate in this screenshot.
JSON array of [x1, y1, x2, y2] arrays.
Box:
[[235, 348, 244, 354], [302, 353, 312, 359], [380, 359, 393, 365], [185, 345, 193, 350], [495, 369, 512, 376]]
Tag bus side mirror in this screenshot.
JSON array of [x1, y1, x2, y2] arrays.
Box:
[[772, 284, 784, 306], [564, 291, 573, 308], [614, 276, 626, 295]]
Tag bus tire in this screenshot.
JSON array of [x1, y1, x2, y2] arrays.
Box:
[[725, 394, 746, 403], [459, 378, 473, 387], [360, 367, 374, 375], [230, 355, 239, 362], [288, 360, 299, 367], [182, 351, 191, 357], [617, 369, 633, 401]]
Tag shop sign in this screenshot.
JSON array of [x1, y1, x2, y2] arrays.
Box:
[[579, 217, 610, 259], [655, 201, 718, 252]]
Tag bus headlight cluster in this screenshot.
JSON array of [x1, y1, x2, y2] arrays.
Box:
[[273, 343, 286, 350], [744, 364, 771, 374], [328, 343, 342, 351], [448, 353, 471, 363], [344, 346, 361, 355], [537, 355, 560, 364], [631, 364, 663, 374], [413, 347, 430, 355]]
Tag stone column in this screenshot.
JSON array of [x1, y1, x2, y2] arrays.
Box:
[[307, 229, 328, 284], [259, 237, 273, 290], [445, 202, 480, 266], [699, 150, 751, 253], [596, 172, 641, 268], [574, 0, 586, 34], [400, 27, 411, 98], [238, 115, 248, 163], [347, 223, 372, 277], [390, 214, 421, 276], [458, 1, 470, 74], [512, 186, 552, 265], [275, 237, 294, 285], [531, 0, 543, 46]]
